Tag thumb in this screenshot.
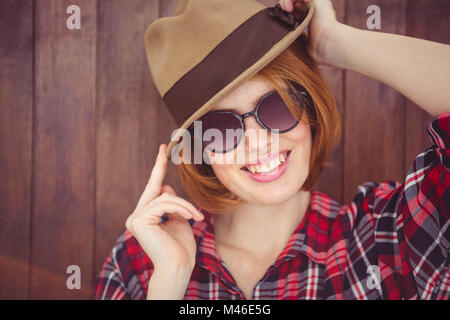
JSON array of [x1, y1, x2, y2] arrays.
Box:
[[293, 0, 310, 13]]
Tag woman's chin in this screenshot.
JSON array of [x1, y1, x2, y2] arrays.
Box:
[[247, 182, 303, 204]]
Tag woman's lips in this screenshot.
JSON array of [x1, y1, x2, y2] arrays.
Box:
[[242, 149, 289, 166], [240, 151, 291, 183]]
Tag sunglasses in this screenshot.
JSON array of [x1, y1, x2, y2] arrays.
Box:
[[189, 85, 313, 153]]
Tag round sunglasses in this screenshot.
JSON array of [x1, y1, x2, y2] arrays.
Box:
[[189, 87, 312, 153]]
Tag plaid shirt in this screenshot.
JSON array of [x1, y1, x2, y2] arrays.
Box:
[[94, 112, 450, 300]]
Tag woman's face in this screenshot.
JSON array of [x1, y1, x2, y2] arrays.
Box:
[[205, 76, 313, 205]]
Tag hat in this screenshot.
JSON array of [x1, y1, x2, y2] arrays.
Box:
[[144, 0, 315, 158]]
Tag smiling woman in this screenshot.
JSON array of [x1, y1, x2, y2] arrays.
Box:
[[178, 39, 341, 214], [94, 0, 450, 300]]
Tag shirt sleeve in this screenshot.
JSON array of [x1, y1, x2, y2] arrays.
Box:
[[330, 112, 450, 300], [93, 230, 153, 300], [397, 111, 450, 299]]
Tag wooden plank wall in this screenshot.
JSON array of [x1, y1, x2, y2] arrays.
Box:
[[0, 0, 448, 299], [344, 0, 408, 201], [95, 0, 160, 284], [31, 0, 97, 299], [0, 0, 33, 299]]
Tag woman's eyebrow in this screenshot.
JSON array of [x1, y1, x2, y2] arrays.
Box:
[[251, 94, 263, 107], [251, 89, 275, 106]]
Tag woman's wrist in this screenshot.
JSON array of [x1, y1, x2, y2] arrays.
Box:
[[316, 22, 360, 69], [147, 265, 194, 300]]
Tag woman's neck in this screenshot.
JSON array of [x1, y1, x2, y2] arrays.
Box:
[[214, 190, 311, 258]]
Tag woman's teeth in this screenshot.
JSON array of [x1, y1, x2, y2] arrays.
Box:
[[245, 152, 287, 174]]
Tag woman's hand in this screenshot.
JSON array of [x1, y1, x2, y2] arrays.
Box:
[[125, 144, 204, 273], [280, 1, 450, 115], [279, 0, 342, 65]]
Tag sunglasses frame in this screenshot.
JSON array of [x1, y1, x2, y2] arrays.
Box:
[[191, 87, 312, 153]]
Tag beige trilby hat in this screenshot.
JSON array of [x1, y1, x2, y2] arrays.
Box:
[[145, 0, 315, 158]]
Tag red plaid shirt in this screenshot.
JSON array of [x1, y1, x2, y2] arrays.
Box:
[[94, 112, 450, 300]]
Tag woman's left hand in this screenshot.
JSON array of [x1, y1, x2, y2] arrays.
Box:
[[279, 0, 342, 65]]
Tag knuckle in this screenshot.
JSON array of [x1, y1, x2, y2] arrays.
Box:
[[156, 192, 172, 204], [130, 217, 142, 230], [160, 192, 170, 199], [125, 216, 133, 232], [147, 198, 160, 208]]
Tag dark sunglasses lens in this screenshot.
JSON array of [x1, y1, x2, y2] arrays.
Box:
[[199, 112, 243, 153], [257, 91, 299, 132]]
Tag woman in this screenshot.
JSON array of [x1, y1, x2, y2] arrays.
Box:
[[94, 0, 450, 299]]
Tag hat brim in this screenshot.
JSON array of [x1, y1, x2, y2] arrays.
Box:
[[166, 2, 315, 159]]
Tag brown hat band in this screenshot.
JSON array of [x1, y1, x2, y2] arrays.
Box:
[[163, 6, 309, 127]]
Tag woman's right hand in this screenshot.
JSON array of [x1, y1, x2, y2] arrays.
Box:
[[125, 144, 204, 273], [279, 0, 341, 66]]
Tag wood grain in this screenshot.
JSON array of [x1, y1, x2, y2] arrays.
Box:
[[31, 0, 96, 299], [344, 0, 407, 203], [405, 0, 450, 171], [315, 0, 346, 203], [95, 0, 160, 278], [0, 0, 33, 299]]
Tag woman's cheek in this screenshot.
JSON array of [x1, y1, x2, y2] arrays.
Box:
[[289, 122, 311, 141], [289, 125, 313, 171], [210, 162, 236, 189], [206, 150, 234, 166]]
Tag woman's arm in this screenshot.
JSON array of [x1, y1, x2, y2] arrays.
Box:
[[281, 0, 450, 116], [323, 23, 450, 116]]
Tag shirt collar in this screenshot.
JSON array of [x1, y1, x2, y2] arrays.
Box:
[[192, 190, 342, 281]]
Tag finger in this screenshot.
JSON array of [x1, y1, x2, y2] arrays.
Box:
[[130, 203, 194, 257], [138, 202, 193, 225], [293, 1, 308, 12], [127, 202, 194, 235], [158, 186, 205, 220], [129, 191, 203, 236], [285, 0, 294, 12], [136, 144, 168, 211], [144, 192, 203, 221]]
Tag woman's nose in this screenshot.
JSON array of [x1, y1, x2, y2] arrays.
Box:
[[243, 116, 274, 153]]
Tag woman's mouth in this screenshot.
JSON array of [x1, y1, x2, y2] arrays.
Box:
[[240, 150, 291, 183]]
